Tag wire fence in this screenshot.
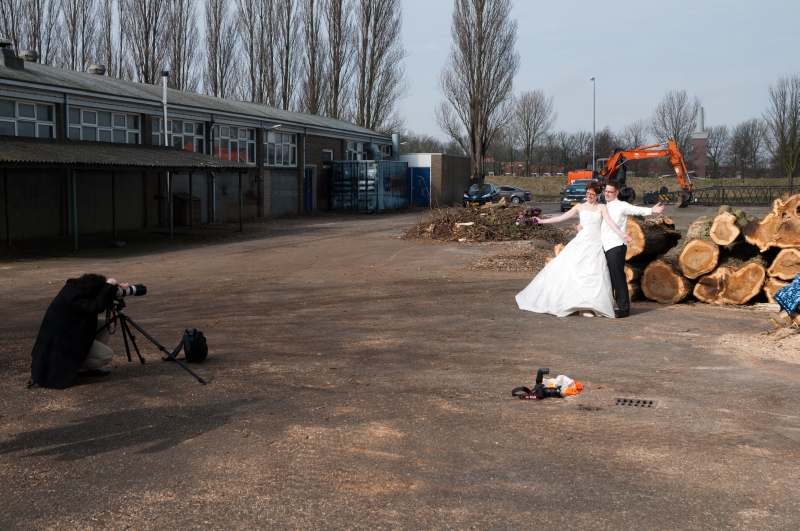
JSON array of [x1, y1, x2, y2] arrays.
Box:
[[691, 186, 796, 206]]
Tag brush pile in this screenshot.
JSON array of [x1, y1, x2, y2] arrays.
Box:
[[404, 203, 574, 244]]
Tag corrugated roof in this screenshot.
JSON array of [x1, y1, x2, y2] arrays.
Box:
[[0, 62, 389, 140], [0, 136, 254, 170]]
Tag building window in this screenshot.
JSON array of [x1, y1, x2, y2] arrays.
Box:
[[322, 149, 334, 167], [347, 141, 364, 161], [69, 107, 139, 143], [214, 125, 256, 164], [0, 98, 55, 138], [264, 131, 297, 166], [380, 145, 391, 160], [152, 118, 205, 153]]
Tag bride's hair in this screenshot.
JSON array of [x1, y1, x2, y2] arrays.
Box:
[[586, 182, 602, 195]]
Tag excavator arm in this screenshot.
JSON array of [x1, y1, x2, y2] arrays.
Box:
[[598, 141, 693, 206]]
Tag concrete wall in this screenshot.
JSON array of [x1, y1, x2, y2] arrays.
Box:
[[400, 153, 471, 207]]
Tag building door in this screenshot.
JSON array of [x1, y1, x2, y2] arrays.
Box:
[[304, 167, 314, 212], [410, 167, 431, 207]]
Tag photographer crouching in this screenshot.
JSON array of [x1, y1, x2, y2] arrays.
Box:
[[29, 273, 130, 389]]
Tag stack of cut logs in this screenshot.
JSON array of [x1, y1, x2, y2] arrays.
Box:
[[545, 194, 800, 311]]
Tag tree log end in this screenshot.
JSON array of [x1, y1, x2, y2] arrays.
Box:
[[678, 239, 720, 279], [642, 259, 694, 304]]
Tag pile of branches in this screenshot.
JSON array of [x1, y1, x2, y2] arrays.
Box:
[[404, 204, 575, 244]]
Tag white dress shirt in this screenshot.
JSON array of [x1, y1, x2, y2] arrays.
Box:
[[601, 199, 653, 251]]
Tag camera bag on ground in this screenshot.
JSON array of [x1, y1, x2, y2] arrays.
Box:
[[183, 329, 208, 363]]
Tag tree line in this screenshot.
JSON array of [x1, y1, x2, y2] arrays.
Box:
[[431, 0, 800, 185], [0, 0, 408, 134]]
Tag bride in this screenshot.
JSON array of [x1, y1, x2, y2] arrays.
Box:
[[516, 181, 632, 318]]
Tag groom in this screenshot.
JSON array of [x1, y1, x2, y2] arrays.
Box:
[[601, 181, 663, 318]]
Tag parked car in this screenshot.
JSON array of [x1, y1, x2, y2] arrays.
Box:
[[464, 183, 500, 206], [559, 179, 605, 212], [496, 186, 531, 204]]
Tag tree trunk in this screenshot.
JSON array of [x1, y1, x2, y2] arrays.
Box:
[[694, 261, 767, 305], [678, 239, 720, 279], [685, 216, 714, 241], [624, 264, 643, 283], [767, 248, 800, 280], [743, 194, 800, 251], [709, 212, 741, 245], [694, 266, 731, 304], [764, 277, 790, 304], [625, 215, 682, 260], [628, 281, 642, 302], [641, 259, 695, 303]]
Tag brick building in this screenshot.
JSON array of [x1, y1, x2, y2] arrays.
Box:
[[1, 47, 393, 244]]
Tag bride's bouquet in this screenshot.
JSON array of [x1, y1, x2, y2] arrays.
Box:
[[515, 206, 542, 226]]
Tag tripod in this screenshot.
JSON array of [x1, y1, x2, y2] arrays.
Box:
[[103, 299, 206, 385]]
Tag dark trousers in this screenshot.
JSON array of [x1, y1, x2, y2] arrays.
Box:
[[605, 245, 629, 313]]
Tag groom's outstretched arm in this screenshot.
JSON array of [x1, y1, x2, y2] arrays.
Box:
[[619, 201, 663, 216]]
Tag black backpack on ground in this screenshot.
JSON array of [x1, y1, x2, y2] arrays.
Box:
[[183, 329, 208, 363]]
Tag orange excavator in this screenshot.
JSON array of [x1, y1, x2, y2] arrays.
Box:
[[567, 141, 694, 207]]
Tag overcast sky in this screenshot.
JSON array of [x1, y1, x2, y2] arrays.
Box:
[[401, 0, 800, 140]]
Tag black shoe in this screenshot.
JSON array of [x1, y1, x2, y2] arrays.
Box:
[[616, 310, 630, 319], [79, 369, 111, 377]]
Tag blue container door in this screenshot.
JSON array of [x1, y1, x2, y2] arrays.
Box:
[[304, 167, 314, 212], [410, 167, 431, 207]]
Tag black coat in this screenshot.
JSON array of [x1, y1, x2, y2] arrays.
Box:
[[30, 279, 117, 389]]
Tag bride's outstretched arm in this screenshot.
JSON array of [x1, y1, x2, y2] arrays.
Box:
[[533, 206, 580, 224], [600, 206, 633, 242]]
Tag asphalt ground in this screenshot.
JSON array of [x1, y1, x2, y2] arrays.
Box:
[[0, 203, 798, 530]]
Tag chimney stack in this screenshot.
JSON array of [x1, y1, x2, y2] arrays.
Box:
[[1, 38, 24, 69], [19, 50, 38, 62], [692, 107, 709, 178], [88, 64, 107, 75]]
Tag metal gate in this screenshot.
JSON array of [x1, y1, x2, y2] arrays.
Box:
[[331, 160, 408, 213]]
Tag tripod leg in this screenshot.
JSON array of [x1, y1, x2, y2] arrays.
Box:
[[120, 319, 133, 362], [122, 315, 206, 385], [121, 318, 146, 364]]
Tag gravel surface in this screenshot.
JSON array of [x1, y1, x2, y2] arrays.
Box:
[[1, 207, 798, 530]]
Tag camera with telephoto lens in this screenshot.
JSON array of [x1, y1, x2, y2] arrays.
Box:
[[532, 367, 562, 399], [116, 284, 147, 299]]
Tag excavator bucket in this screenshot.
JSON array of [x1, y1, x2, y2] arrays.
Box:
[[677, 189, 692, 208]]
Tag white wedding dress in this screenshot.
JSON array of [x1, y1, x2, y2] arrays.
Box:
[[516, 209, 616, 318]]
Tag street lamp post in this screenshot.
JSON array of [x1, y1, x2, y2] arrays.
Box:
[[591, 77, 596, 174]]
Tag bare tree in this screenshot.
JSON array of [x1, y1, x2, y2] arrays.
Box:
[[204, 0, 238, 98], [19, 0, 60, 64], [436, 0, 519, 178], [621, 118, 650, 176], [731, 118, 767, 178], [401, 130, 464, 155], [323, 0, 353, 120], [594, 126, 620, 161], [235, 0, 264, 102], [299, 0, 327, 114], [275, 0, 300, 110], [763, 74, 800, 186], [649, 89, 701, 162], [705, 125, 731, 178], [353, 0, 408, 133], [57, 0, 98, 72], [486, 124, 518, 175], [165, 0, 198, 91], [513, 89, 556, 177], [0, 0, 23, 54], [124, 0, 167, 84], [97, 0, 131, 78]]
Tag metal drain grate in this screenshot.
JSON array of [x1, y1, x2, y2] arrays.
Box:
[[615, 398, 656, 408]]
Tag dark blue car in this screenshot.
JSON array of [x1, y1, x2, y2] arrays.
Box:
[[463, 183, 500, 206]]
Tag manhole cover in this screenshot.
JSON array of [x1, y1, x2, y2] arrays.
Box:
[[615, 398, 656, 408]]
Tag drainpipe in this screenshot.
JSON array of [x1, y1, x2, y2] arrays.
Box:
[[302, 127, 307, 212], [162, 70, 173, 240]]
